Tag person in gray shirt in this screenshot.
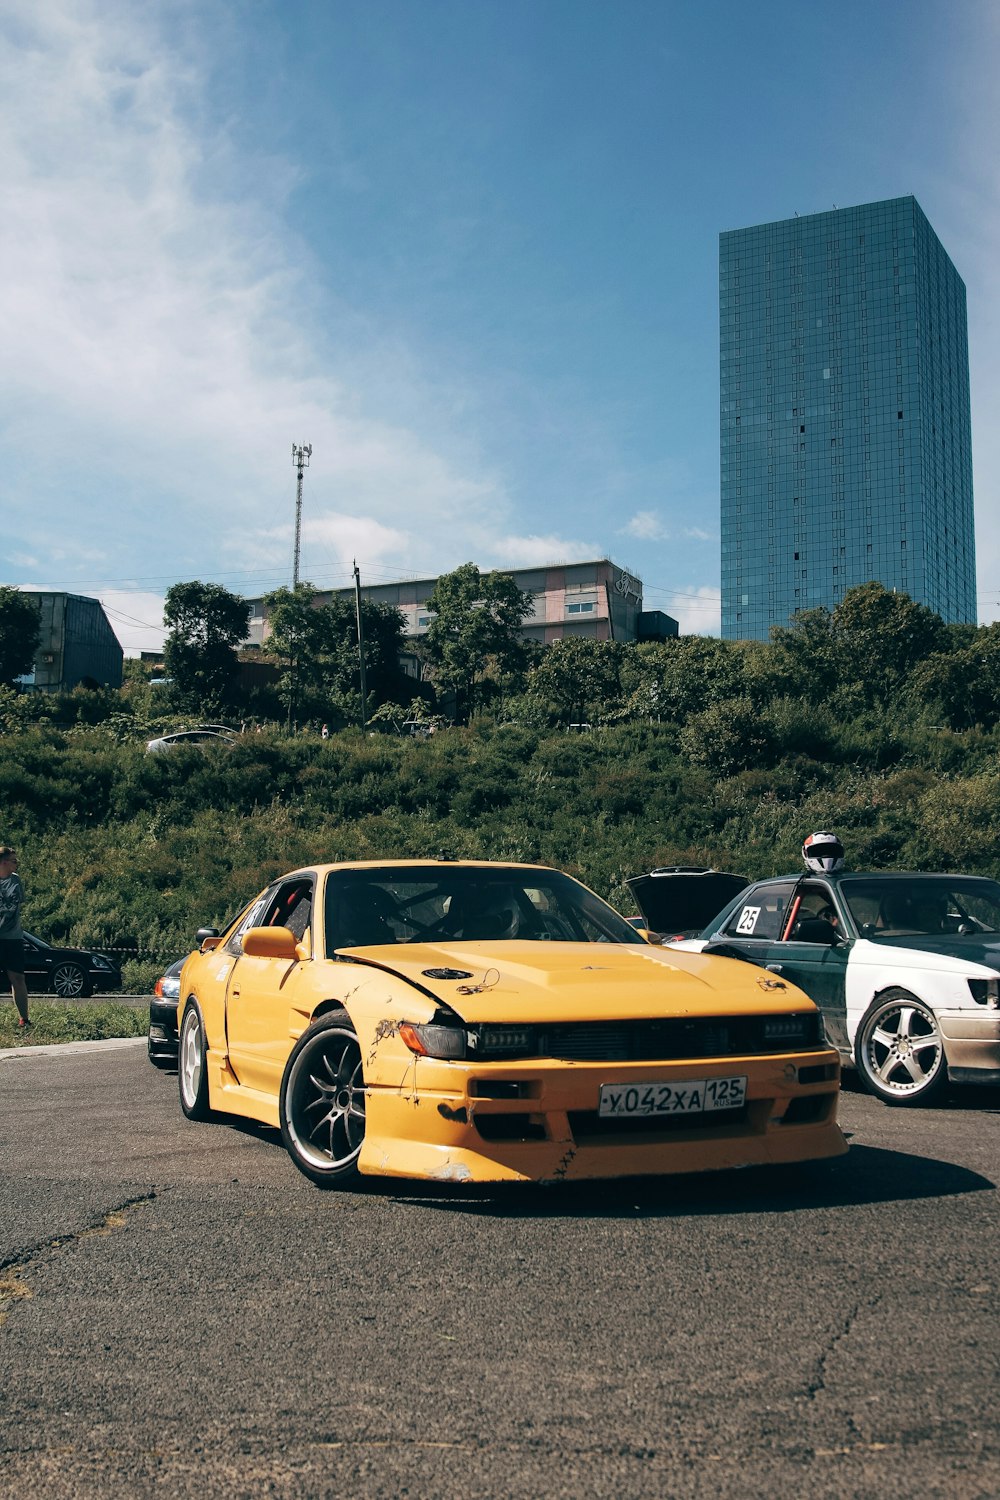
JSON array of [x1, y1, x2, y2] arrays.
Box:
[[0, 846, 29, 1027]]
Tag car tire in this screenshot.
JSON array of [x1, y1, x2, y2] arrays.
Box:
[[52, 962, 88, 999], [279, 1010, 365, 1188], [854, 988, 948, 1107], [178, 1001, 212, 1120]]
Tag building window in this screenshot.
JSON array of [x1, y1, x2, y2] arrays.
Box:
[[566, 602, 596, 615]]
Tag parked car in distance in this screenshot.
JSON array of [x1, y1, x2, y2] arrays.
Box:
[[146, 728, 238, 753], [655, 869, 1000, 1107], [148, 957, 185, 1068], [12, 933, 122, 999], [172, 858, 846, 1189]]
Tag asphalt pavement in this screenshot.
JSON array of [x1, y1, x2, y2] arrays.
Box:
[[0, 1047, 997, 1499]]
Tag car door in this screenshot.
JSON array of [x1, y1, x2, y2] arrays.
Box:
[[20, 937, 51, 993], [702, 881, 799, 969], [763, 881, 852, 1054], [225, 877, 315, 1096]]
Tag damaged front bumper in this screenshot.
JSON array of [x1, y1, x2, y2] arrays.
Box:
[[358, 1049, 847, 1183]]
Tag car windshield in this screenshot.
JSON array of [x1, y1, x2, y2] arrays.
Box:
[[324, 866, 644, 949], [839, 876, 1000, 938]]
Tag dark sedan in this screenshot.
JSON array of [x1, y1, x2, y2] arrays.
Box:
[[13, 933, 122, 998], [148, 957, 184, 1069]]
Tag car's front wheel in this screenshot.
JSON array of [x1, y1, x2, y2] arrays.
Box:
[[178, 1001, 212, 1120], [52, 961, 88, 998], [279, 1011, 365, 1188], [854, 989, 948, 1106]]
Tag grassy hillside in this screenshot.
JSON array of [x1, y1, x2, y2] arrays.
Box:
[[4, 717, 1000, 978]]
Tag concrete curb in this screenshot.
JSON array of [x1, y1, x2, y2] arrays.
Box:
[[0, 1037, 148, 1061]]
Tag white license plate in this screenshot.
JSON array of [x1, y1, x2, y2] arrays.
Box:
[[598, 1076, 747, 1118]]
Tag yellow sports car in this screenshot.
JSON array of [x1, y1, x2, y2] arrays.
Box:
[[176, 860, 847, 1187]]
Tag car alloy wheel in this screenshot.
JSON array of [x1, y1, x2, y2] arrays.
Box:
[[855, 989, 947, 1106], [178, 1002, 212, 1120], [280, 1011, 365, 1187], [52, 962, 86, 998]]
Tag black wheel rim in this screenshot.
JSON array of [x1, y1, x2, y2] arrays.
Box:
[[53, 964, 84, 997], [286, 1029, 365, 1172]]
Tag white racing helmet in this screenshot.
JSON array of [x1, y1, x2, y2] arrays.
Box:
[[802, 831, 845, 874]]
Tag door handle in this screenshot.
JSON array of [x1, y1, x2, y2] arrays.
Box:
[[765, 963, 783, 974], [231, 987, 241, 997]]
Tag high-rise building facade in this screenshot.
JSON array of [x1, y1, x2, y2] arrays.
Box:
[[720, 196, 976, 640]]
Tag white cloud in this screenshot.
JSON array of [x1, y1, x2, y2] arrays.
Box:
[[0, 1, 516, 590], [659, 586, 721, 637], [938, 5, 1000, 623], [96, 589, 168, 654], [622, 510, 668, 542], [480, 533, 600, 569]]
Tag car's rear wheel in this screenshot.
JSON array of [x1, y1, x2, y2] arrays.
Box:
[[854, 989, 948, 1106], [52, 962, 88, 998], [280, 1011, 365, 1187], [178, 1001, 212, 1120]]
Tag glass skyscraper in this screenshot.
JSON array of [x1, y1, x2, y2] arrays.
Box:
[[720, 196, 975, 640]]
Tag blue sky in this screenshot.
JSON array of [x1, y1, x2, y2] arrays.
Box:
[[2, 0, 999, 651]]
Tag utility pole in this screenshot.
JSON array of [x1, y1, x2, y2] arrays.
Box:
[[291, 443, 312, 587], [353, 559, 368, 732]]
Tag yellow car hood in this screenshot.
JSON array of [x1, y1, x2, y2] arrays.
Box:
[[335, 940, 812, 1023]]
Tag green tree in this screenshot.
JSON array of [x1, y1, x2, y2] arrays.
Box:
[[423, 563, 533, 720], [765, 607, 839, 705], [0, 587, 41, 686], [912, 621, 1000, 730], [528, 638, 627, 725], [162, 581, 250, 712], [763, 584, 946, 712], [830, 582, 946, 708], [263, 584, 407, 724], [621, 636, 748, 724]]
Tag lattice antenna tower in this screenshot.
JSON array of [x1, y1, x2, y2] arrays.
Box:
[[291, 443, 312, 587]]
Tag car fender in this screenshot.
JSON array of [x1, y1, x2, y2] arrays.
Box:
[[181, 948, 237, 1054], [301, 965, 444, 1091], [843, 939, 992, 1044]]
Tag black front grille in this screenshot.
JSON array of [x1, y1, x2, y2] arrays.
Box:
[[535, 1015, 819, 1062], [568, 1106, 747, 1137]]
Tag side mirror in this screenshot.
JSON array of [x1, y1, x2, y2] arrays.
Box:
[[242, 925, 299, 960], [196, 926, 221, 952]]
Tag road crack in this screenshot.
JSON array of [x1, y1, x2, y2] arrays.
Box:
[[0, 1191, 157, 1327], [805, 1291, 882, 1404]]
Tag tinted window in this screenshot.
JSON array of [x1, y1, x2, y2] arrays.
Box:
[[324, 867, 644, 949], [840, 876, 1000, 937], [722, 883, 795, 942]]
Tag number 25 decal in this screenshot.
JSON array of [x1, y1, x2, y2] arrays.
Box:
[[736, 905, 761, 935]]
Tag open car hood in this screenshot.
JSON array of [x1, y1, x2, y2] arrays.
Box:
[[626, 869, 749, 937], [334, 938, 811, 1023]]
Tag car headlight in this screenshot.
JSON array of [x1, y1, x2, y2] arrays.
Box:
[[399, 1022, 469, 1059], [968, 977, 1000, 1008], [91, 955, 114, 970], [399, 1021, 539, 1060], [763, 1014, 818, 1045]]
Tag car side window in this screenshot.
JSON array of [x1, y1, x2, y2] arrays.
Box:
[[260, 879, 313, 942], [721, 883, 793, 942], [224, 891, 274, 957], [782, 883, 843, 943]]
